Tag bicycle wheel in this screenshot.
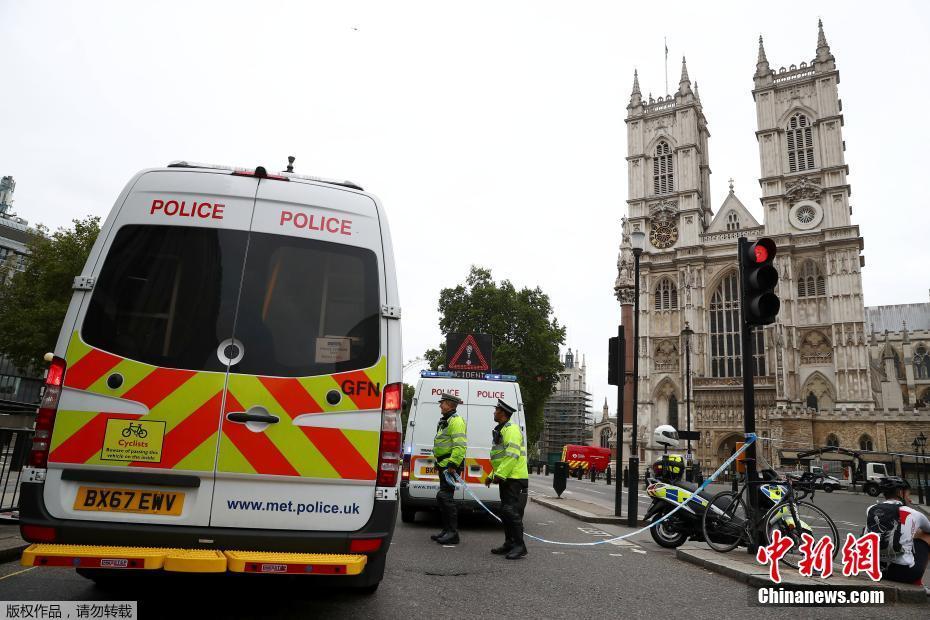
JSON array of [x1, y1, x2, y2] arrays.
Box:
[[763, 500, 839, 568], [701, 491, 749, 553]]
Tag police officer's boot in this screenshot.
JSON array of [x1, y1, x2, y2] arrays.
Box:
[[430, 530, 448, 542], [504, 543, 527, 560], [436, 531, 460, 545], [505, 525, 527, 559], [491, 540, 513, 555]]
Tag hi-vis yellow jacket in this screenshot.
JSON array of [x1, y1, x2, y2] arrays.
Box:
[[490, 422, 528, 480], [433, 412, 467, 468]]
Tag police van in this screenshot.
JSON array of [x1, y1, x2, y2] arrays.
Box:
[[400, 371, 526, 522], [18, 162, 402, 591]]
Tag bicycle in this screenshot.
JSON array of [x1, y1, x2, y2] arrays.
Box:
[[701, 471, 839, 568], [121, 423, 148, 439]]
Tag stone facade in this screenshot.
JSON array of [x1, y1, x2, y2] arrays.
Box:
[[614, 22, 930, 474]]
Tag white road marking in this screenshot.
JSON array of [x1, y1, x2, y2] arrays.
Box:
[[609, 553, 623, 557], [551, 551, 565, 555], [632, 548, 647, 555]]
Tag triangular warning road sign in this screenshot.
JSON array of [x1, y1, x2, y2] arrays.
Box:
[[447, 334, 490, 371]]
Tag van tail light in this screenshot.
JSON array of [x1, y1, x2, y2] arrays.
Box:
[[376, 383, 402, 488], [30, 356, 66, 469], [401, 454, 411, 482], [348, 537, 383, 553], [21, 525, 57, 543]]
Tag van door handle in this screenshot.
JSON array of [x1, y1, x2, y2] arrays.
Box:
[[226, 411, 280, 424]]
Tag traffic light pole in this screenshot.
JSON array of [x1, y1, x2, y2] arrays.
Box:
[[738, 236, 761, 555], [614, 325, 625, 517]]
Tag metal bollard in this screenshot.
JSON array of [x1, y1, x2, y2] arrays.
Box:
[[553, 462, 568, 498], [606, 466, 612, 486], [545, 464, 549, 476], [623, 467, 629, 488]]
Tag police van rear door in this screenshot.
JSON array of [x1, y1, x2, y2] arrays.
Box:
[[208, 179, 387, 531], [44, 169, 257, 527]]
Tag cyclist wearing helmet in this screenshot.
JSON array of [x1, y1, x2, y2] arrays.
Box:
[[871, 477, 930, 587]]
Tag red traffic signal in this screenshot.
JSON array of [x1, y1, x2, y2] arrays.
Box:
[[741, 238, 780, 326]]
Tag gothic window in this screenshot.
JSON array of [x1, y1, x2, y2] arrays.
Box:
[[787, 113, 815, 172], [600, 427, 611, 448], [826, 434, 839, 448], [915, 345, 930, 380], [709, 273, 766, 378], [725, 212, 740, 231], [796, 260, 826, 298], [668, 394, 678, 428], [653, 141, 674, 195], [806, 391, 818, 410], [654, 278, 678, 311], [859, 435, 874, 452]]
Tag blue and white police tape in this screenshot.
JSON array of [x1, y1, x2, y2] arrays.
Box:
[[443, 433, 757, 547]]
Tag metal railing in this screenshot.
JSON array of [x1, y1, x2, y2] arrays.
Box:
[[0, 427, 33, 518]]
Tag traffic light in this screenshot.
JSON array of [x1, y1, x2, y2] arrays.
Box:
[[741, 237, 780, 325], [607, 336, 619, 386]]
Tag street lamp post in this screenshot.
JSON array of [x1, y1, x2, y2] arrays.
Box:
[[627, 230, 645, 527], [916, 432, 928, 506], [681, 322, 694, 481], [913, 438, 923, 504]]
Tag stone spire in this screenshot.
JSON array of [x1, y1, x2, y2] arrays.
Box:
[[903, 321, 910, 344], [693, 80, 700, 101], [629, 69, 642, 108], [678, 56, 692, 95], [614, 217, 635, 305], [755, 35, 771, 78], [602, 398, 609, 423], [815, 19, 835, 66]]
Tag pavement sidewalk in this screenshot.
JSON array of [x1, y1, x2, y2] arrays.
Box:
[[0, 523, 27, 564], [677, 544, 927, 604], [530, 494, 648, 526]]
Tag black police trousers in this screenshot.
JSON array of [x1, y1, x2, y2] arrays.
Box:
[[499, 478, 529, 547], [436, 466, 460, 534]]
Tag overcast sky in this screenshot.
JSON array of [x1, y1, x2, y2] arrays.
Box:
[[2, 1, 929, 414]]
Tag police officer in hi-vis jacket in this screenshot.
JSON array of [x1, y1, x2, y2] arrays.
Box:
[[485, 398, 529, 559], [431, 393, 467, 545]]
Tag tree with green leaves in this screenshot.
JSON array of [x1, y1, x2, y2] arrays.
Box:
[[0, 216, 100, 372], [425, 266, 565, 445]]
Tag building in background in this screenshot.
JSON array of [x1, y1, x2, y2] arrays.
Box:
[[614, 23, 930, 478], [0, 176, 43, 406], [538, 349, 593, 465]]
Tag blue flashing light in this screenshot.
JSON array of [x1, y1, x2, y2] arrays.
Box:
[[484, 373, 518, 382], [420, 370, 454, 378]]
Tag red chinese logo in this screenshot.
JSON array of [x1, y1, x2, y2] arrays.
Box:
[[755, 529, 795, 584], [797, 533, 835, 579], [841, 532, 882, 582]]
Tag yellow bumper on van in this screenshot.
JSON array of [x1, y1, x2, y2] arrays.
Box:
[[21, 544, 365, 575]]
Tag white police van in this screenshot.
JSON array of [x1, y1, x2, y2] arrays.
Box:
[[400, 371, 526, 522], [19, 162, 402, 591]]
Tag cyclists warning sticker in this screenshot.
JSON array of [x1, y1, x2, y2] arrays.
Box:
[[101, 419, 166, 463], [446, 333, 492, 372]]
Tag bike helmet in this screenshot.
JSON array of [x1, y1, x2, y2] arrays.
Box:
[[653, 424, 680, 449], [878, 476, 910, 492]]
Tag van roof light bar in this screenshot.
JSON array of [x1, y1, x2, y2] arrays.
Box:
[[167, 161, 364, 191]]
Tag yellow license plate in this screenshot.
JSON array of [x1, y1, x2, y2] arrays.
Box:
[[423, 466, 436, 475], [73, 487, 184, 516]]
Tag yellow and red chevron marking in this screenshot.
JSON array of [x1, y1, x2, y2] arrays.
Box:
[[49, 334, 224, 471], [464, 458, 492, 483], [217, 359, 387, 480], [50, 333, 387, 480], [567, 460, 590, 470]]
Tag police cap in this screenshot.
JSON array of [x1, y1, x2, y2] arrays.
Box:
[[495, 399, 516, 416], [438, 393, 463, 405]]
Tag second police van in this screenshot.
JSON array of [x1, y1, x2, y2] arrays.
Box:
[[18, 162, 402, 591], [400, 371, 527, 522]]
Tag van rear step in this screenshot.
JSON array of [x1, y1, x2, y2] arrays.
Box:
[[21, 545, 365, 575], [224, 551, 367, 575]]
